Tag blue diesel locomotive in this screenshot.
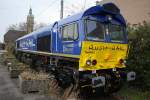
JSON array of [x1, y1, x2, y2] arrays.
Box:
[[15, 3, 135, 93]]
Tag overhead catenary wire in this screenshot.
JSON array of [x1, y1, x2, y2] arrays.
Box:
[[64, 0, 88, 16], [35, 0, 99, 21], [35, 0, 59, 19], [64, 3, 83, 15]]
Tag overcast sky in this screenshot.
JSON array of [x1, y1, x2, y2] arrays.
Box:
[[0, 0, 106, 42]]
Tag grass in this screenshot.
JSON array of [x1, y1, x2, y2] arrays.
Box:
[[117, 86, 150, 100]]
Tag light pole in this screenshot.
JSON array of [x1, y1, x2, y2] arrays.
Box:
[[60, 0, 64, 19]]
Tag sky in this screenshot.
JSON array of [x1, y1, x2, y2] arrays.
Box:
[[0, 0, 105, 43]]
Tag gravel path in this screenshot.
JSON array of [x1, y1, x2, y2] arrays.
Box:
[[0, 64, 52, 100]]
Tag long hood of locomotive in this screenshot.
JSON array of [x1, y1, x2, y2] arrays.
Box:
[[79, 41, 128, 71]]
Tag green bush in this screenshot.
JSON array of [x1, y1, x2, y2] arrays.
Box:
[[126, 21, 150, 91]]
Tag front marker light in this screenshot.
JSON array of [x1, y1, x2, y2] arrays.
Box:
[[119, 59, 124, 64], [124, 59, 127, 64], [92, 60, 97, 65]]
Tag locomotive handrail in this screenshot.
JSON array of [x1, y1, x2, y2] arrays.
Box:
[[51, 21, 58, 52]]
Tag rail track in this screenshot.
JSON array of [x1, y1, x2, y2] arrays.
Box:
[[48, 76, 123, 100]]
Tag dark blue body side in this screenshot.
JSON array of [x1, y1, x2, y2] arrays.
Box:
[[16, 26, 52, 51]]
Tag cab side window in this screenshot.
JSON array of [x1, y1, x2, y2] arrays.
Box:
[[62, 23, 78, 41]]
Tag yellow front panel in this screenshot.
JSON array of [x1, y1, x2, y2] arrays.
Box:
[[79, 41, 128, 71]]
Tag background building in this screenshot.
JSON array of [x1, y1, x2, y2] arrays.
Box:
[[0, 42, 5, 50], [97, 0, 150, 24], [4, 30, 26, 51], [4, 8, 34, 52], [27, 8, 34, 33], [115, 0, 150, 24]]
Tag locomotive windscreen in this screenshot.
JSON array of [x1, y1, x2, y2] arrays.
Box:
[[109, 24, 125, 42], [37, 35, 51, 52], [85, 20, 105, 41]]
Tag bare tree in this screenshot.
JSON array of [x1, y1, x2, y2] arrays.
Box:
[[7, 22, 47, 32], [34, 23, 47, 31], [18, 22, 27, 31], [7, 24, 18, 31]]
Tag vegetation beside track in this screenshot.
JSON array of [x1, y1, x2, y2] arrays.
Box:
[[117, 85, 150, 100], [126, 21, 150, 91], [117, 21, 150, 100]]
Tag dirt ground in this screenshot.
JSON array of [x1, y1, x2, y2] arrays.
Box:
[[0, 63, 54, 100]]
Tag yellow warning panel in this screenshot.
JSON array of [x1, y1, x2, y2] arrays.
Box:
[[79, 41, 128, 71]]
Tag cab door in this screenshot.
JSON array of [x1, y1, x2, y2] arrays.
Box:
[[62, 22, 79, 54]]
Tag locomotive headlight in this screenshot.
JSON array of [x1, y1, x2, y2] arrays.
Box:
[[86, 60, 91, 66]]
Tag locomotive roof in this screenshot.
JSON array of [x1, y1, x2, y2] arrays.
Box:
[[16, 3, 125, 41], [16, 25, 52, 41]]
